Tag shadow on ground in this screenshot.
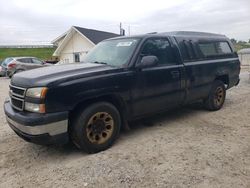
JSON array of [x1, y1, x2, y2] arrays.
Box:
[[22, 99, 234, 158]]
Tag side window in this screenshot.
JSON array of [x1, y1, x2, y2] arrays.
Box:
[[18, 58, 32, 63], [27, 58, 33, 63], [32, 58, 43, 64], [140, 38, 177, 65], [18, 58, 26, 63], [184, 40, 197, 60], [178, 39, 201, 62], [74, 53, 80, 62], [217, 42, 232, 54], [198, 41, 232, 57], [176, 39, 189, 61]]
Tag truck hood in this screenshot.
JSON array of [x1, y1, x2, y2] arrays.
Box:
[[11, 63, 117, 88]]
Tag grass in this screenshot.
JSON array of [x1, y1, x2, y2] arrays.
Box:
[[0, 48, 56, 62], [234, 43, 250, 51]]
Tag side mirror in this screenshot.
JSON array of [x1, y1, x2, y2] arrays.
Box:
[[136, 55, 158, 69]]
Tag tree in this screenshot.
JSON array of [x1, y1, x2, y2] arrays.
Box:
[[238, 40, 247, 45], [230, 38, 237, 44]]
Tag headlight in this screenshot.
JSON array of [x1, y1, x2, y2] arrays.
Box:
[[25, 102, 45, 113], [26, 87, 48, 99]]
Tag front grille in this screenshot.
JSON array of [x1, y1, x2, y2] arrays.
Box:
[[9, 85, 26, 111], [11, 96, 24, 111], [10, 85, 26, 97]]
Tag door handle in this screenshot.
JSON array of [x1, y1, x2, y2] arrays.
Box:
[[171, 71, 180, 78]]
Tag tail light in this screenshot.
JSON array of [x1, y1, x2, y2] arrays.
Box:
[[8, 61, 17, 68]]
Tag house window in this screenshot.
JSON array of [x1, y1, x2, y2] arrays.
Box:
[[74, 53, 80, 62]]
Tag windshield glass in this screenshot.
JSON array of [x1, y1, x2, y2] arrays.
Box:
[[2, 58, 13, 67], [84, 38, 139, 67]]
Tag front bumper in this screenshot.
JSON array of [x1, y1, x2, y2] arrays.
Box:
[[0, 69, 7, 76], [4, 100, 69, 145], [0, 71, 5, 76]]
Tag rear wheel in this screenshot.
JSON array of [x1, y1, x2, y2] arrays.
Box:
[[204, 80, 226, 111], [70, 102, 121, 153]]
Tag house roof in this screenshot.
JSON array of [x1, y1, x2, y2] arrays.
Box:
[[52, 26, 120, 45], [52, 26, 120, 56], [73, 26, 120, 44], [51, 32, 68, 44]]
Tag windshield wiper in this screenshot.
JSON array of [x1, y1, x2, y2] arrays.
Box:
[[91, 61, 107, 65]]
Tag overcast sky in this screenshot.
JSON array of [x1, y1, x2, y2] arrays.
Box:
[[0, 0, 249, 44]]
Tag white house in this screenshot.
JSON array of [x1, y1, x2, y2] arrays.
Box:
[[238, 48, 250, 66], [52, 26, 120, 63]]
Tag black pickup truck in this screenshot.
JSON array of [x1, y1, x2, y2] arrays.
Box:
[[4, 31, 240, 153]]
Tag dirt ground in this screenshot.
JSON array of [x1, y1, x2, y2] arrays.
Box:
[[0, 70, 250, 188]]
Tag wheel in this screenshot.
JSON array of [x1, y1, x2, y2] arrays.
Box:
[[70, 102, 121, 153], [204, 80, 226, 111]]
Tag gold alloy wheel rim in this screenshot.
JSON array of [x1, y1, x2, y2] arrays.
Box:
[[86, 112, 114, 144], [214, 87, 224, 106]]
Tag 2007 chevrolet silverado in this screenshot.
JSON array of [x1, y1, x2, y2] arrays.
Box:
[[4, 31, 240, 153]]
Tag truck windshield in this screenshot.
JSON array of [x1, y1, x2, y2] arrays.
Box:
[[84, 38, 139, 67]]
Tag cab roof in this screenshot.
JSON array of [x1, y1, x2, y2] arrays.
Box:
[[108, 31, 228, 41]]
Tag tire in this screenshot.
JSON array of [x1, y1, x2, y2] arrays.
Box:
[[70, 102, 121, 153], [204, 80, 226, 111]]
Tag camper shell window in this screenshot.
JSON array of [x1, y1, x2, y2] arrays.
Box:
[[198, 41, 232, 58]]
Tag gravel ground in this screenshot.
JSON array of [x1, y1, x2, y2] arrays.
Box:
[[0, 71, 250, 188]]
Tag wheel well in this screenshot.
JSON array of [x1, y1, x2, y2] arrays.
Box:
[[69, 94, 128, 129], [215, 75, 229, 86]]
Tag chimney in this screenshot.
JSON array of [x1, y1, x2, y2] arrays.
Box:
[[120, 23, 125, 36]]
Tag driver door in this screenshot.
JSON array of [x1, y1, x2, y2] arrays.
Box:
[[131, 37, 185, 117]]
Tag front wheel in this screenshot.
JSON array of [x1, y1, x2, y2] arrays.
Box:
[[204, 80, 226, 111], [70, 102, 121, 153]]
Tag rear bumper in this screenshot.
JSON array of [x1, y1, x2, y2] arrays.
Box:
[[4, 99, 69, 145]]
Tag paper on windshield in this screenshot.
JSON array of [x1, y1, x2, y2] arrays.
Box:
[[116, 41, 133, 47]]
